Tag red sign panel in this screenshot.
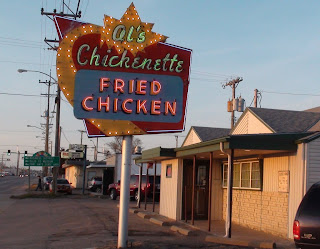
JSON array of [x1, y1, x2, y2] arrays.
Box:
[[54, 3, 192, 136]]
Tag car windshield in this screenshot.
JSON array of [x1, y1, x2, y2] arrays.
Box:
[[57, 179, 69, 184], [301, 187, 320, 215]]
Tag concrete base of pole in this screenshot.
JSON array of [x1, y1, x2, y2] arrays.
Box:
[[117, 136, 132, 248]]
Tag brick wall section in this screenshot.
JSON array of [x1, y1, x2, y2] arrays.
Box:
[[223, 189, 288, 238]]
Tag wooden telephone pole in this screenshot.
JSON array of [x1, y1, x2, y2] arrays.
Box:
[[222, 77, 243, 128]]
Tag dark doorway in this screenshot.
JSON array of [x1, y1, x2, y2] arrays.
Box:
[[103, 168, 114, 195], [182, 159, 209, 220]]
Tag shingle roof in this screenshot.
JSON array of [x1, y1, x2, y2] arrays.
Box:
[[193, 126, 231, 142], [248, 107, 320, 133]]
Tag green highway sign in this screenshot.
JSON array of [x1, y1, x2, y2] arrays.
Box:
[[24, 156, 60, 167]]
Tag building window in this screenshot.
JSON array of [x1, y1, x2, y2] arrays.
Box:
[[166, 164, 172, 178], [223, 161, 262, 190]]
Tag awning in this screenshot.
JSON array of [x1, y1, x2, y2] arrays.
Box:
[[135, 147, 176, 163]]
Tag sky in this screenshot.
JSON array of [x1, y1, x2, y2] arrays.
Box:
[[1, 0, 320, 168]]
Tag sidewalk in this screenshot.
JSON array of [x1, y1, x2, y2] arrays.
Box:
[[126, 202, 296, 249]]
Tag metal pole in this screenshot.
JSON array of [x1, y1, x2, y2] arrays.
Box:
[[145, 167, 149, 210], [118, 135, 132, 249], [138, 163, 142, 208], [191, 155, 196, 225], [16, 151, 20, 176], [96, 137, 99, 160], [226, 149, 234, 238], [53, 86, 61, 194], [152, 162, 156, 212], [82, 145, 87, 195], [43, 81, 51, 177], [28, 165, 31, 192], [208, 152, 213, 231]]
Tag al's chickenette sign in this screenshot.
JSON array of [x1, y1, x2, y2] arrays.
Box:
[[54, 3, 192, 136]]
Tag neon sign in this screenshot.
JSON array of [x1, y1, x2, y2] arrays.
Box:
[[54, 3, 192, 136]]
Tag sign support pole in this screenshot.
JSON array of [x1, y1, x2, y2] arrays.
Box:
[[28, 165, 30, 192], [82, 145, 87, 195], [118, 135, 132, 249]]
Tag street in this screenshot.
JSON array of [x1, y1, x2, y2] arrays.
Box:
[[0, 178, 243, 249]]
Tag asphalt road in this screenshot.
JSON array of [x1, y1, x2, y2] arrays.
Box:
[[0, 178, 243, 249], [0, 175, 36, 213]]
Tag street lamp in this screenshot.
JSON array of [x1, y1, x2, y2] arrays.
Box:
[[18, 69, 57, 83], [18, 69, 60, 183], [27, 125, 44, 130]]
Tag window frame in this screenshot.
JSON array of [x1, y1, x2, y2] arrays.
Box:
[[222, 160, 262, 190]]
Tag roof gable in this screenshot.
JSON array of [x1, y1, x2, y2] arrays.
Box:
[[182, 126, 230, 147], [182, 127, 201, 147], [232, 109, 273, 135], [193, 126, 230, 141], [248, 107, 320, 133]]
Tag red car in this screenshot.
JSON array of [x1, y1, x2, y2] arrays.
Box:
[[108, 175, 160, 201]]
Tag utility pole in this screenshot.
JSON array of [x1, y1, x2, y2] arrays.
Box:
[[16, 150, 20, 176], [254, 89, 261, 108], [53, 86, 61, 194], [78, 130, 86, 145], [41, 1, 81, 51], [222, 77, 243, 128], [175, 135, 179, 148], [96, 137, 99, 161], [40, 78, 53, 176]]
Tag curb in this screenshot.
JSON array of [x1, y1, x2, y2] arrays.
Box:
[[170, 225, 195, 236], [205, 235, 276, 249], [137, 212, 152, 219], [129, 208, 139, 214], [149, 217, 170, 226]]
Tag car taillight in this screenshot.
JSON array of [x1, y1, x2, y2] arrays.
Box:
[[293, 220, 300, 240]]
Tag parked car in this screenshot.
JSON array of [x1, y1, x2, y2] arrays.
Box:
[[294, 181, 320, 248], [88, 176, 103, 192], [43, 176, 53, 190], [0, 172, 4, 177], [49, 178, 72, 194], [108, 175, 160, 201]]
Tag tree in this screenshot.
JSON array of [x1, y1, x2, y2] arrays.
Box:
[[107, 136, 143, 154]]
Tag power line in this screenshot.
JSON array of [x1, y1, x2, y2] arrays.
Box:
[[261, 90, 320, 97], [0, 60, 55, 66], [61, 129, 71, 144], [0, 36, 43, 44], [0, 92, 56, 98]]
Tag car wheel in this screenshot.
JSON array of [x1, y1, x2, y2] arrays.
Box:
[[96, 187, 102, 193], [110, 189, 117, 200]]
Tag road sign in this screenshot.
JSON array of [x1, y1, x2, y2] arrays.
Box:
[[61, 151, 84, 159], [24, 156, 60, 167], [69, 144, 85, 151]]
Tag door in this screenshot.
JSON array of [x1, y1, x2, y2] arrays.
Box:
[[182, 160, 209, 220], [195, 164, 209, 219]]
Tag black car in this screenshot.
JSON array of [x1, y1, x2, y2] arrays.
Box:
[[294, 181, 320, 248]]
